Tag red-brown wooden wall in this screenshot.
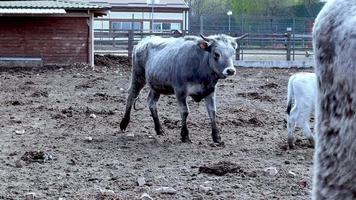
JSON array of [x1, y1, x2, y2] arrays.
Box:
[[0, 17, 89, 65]]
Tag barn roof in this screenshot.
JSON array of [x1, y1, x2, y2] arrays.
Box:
[[89, 0, 189, 11], [0, 0, 109, 10], [0, 8, 67, 14]]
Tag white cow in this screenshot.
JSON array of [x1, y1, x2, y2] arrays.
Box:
[[286, 72, 317, 148], [312, 0, 356, 199]]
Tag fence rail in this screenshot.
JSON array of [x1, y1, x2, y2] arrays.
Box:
[[94, 30, 313, 61]]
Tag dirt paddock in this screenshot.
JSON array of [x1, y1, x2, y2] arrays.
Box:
[[0, 57, 314, 200]]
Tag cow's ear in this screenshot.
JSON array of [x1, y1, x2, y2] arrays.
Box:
[[198, 40, 208, 49], [198, 40, 211, 52]]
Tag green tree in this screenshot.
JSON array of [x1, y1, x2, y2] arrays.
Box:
[[231, 0, 304, 16], [185, 0, 324, 17], [186, 0, 231, 16]]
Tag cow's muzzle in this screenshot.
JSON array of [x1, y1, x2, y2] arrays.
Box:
[[222, 67, 236, 77]]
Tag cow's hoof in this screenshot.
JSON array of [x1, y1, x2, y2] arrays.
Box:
[[120, 118, 129, 131], [212, 135, 222, 144], [181, 137, 192, 143], [288, 137, 295, 149], [308, 137, 315, 148], [156, 128, 166, 136], [210, 141, 225, 147]]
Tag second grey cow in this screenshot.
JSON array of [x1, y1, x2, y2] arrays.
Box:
[[120, 34, 246, 144], [312, 0, 356, 199]]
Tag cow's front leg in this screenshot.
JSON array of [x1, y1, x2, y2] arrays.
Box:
[[204, 92, 222, 144], [148, 90, 165, 135], [176, 94, 191, 143]]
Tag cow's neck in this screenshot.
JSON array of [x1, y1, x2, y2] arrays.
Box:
[[202, 53, 220, 85]]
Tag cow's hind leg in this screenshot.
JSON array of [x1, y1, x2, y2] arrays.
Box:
[[119, 69, 146, 132], [119, 82, 145, 131], [287, 107, 297, 149], [300, 117, 314, 148], [148, 90, 165, 135], [176, 94, 191, 143]]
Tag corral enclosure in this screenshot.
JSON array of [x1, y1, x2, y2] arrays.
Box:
[[0, 57, 314, 199]]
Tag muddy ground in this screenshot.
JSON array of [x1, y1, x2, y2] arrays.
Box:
[[0, 57, 314, 200]]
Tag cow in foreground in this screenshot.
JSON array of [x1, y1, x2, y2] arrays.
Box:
[[120, 34, 246, 144], [312, 0, 356, 199], [286, 72, 316, 148]]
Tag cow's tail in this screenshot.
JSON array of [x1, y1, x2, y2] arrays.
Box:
[[286, 75, 295, 115], [129, 47, 146, 111]]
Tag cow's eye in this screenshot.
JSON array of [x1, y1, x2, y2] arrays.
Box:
[[214, 52, 220, 60]]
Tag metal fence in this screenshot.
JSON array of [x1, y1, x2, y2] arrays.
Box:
[[94, 28, 313, 61], [236, 32, 313, 61], [94, 14, 315, 61], [94, 29, 183, 56], [189, 14, 315, 35]]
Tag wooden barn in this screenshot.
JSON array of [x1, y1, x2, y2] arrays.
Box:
[[91, 0, 189, 33], [0, 0, 109, 67]]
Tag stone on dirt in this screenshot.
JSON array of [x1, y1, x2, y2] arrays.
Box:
[[126, 133, 135, 138], [85, 136, 93, 142], [298, 180, 308, 188], [25, 192, 35, 200], [155, 187, 177, 194], [297, 155, 305, 160], [21, 151, 54, 163], [98, 189, 116, 200], [288, 170, 297, 177], [199, 161, 241, 176], [15, 129, 25, 135], [14, 159, 24, 168], [137, 176, 146, 186], [263, 167, 278, 176], [140, 193, 153, 200], [199, 185, 213, 193]]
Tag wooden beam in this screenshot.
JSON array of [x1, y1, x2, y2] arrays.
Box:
[[88, 12, 94, 69]]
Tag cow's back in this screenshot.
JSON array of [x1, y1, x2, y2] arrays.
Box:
[[134, 36, 202, 87], [292, 73, 317, 110]]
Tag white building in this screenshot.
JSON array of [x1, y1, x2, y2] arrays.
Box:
[[91, 0, 189, 33]]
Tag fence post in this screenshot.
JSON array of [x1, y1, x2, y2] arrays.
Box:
[[285, 28, 292, 61], [241, 14, 244, 33], [235, 33, 248, 60], [235, 42, 240, 60], [128, 30, 134, 57], [200, 15, 203, 33], [292, 18, 296, 61]]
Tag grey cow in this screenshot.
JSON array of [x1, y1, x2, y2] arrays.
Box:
[[312, 0, 356, 199], [120, 34, 246, 144]]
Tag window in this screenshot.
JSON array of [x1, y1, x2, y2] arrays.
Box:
[[112, 22, 141, 31], [162, 23, 171, 31], [154, 22, 181, 32], [153, 23, 162, 33], [112, 22, 121, 31], [171, 23, 181, 31], [133, 22, 141, 30], [121, 22, 131, 30]]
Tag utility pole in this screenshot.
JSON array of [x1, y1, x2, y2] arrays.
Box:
[[151, 0, 154, 32], [147, 0, 155, 32], [227, 10, 232, 35]]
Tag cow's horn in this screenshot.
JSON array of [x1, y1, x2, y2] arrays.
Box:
[[200, 33, 210, 42], [235, 33, 249, 42]]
